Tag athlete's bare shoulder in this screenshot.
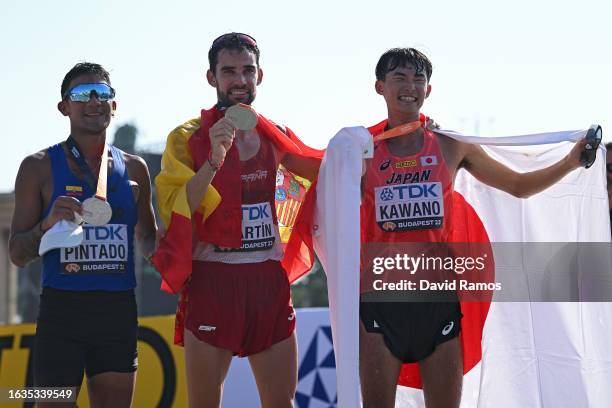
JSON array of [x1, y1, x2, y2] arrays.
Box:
[[120, 151, 151, 185], [13, 146, 58, 216], [120, 151, 152, 201], [21, 148, 51, 167], [120, 150, 148, 171], [434, 132, 468, 180], [17, 148, 52, 188]]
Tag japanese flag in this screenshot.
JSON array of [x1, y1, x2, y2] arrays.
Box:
[[420, 155, 438, 166]]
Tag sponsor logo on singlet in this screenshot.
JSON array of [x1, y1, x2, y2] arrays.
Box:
[[60, 224, 128, 273], [379, 159, 391, 171], [215, 202, 276, 252], [395, 159, 417, 169], [375, 182, 444, 231], [241, 169, 268, 182]]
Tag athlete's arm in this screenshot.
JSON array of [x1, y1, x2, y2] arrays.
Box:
[[461, 138, 587, 198], [281, 153, 320, 181], [186, 118, 233, 213], [271, 123, 320, 181], [9, 152, 82, 267], [125, 154, 157, 258]]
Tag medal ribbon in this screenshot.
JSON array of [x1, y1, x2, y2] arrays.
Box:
[[373, 120, 422, 143], [66, 135, 109, 201]]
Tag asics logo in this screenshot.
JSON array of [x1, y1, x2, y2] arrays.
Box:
[[442, 321, 454, 336]]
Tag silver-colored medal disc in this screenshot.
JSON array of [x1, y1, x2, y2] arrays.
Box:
[[82, 197, 113, 225], [226, 104, 257, 130]]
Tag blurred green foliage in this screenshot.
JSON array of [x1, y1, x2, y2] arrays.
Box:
[[291, 257, 329, 308]]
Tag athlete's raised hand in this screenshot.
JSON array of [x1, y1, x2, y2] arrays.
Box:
[[209, 118, 237, 167]]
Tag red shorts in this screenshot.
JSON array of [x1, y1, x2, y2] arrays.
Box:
[[184, 260, 295, 357]]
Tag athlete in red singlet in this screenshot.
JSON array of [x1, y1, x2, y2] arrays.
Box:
[[156, 33, 320, 408], [362, 125, 454, 244], [359, 47, 593, 408]]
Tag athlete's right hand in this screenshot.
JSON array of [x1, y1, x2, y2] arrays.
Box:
[[40, 196, 83, 232], [209, 118, 237, 166]]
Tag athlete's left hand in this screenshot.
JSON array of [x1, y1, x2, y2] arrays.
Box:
[[566, 137, 589, 170]]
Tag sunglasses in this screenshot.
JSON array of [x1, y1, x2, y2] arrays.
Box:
[[211, 32, 257, 48], [64, 83, 116, 102]]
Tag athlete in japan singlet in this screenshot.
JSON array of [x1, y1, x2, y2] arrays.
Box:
[[362, 126, 453, 244], [360, 123, 463, 364]]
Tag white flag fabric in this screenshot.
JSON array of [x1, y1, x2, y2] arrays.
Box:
[[313, 126, 612, 408]]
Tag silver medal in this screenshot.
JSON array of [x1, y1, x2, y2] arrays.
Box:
[[82, 197, 113, 225]]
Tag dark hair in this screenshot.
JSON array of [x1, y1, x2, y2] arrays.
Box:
[[375, 48, 432, 82], [61, 62, 111, 98], [208, 32, 260, 72], [606, 142, 612, 151]]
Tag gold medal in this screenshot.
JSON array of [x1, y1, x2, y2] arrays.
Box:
[[226, 103, 258, 130]]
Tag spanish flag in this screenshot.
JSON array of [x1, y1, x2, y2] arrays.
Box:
[[152, 105, 323, 295]]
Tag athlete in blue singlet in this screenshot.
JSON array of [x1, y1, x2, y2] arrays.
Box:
[[9, 62, 157, 408]]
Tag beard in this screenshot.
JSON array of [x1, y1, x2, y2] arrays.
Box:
[[216, 87, 255, 109]]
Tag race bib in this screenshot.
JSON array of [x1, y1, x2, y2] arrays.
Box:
[[215, 202, 276, 252], [60, 224, 128, 274], [374, 182, 444, 232]]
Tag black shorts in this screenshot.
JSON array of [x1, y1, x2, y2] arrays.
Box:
[[34, 287, 138, 387], [360, 298, 462, 363]]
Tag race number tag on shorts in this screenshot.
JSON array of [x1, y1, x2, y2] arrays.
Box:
[[215, 202, 276, 252], [60, 224, 128, 274], [375, 182, 444, 232]]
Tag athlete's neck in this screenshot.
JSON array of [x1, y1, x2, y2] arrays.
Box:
[[385, 128, 424, 157], [387, 111, 420, 129], [69, 131, 107, 160]]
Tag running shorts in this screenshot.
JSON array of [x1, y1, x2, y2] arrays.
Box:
[[34, 287, 138, 386], [360, 298, 462, 363], [185, 260, 295, 357]]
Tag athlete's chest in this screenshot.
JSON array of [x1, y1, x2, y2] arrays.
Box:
[[41, 150, 138, 209]]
